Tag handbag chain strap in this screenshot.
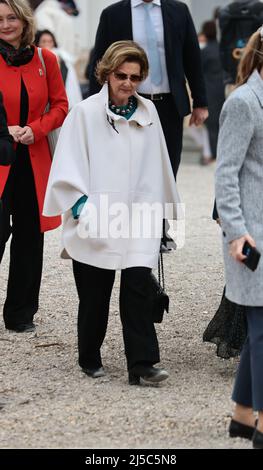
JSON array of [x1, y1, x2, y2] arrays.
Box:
[[158, 251, 165, 291]]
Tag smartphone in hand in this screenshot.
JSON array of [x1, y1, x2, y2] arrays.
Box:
[[242, 241, 261, 271]]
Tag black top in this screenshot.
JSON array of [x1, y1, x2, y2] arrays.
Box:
[[20, 79, 29, 127], [0, 92, 15, 166], [14, 78, 30, 169]]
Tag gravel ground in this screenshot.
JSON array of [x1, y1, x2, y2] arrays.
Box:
[[0, 159, 251, 449]]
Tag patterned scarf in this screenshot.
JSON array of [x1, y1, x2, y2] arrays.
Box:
[[0, 39, 34, 66]]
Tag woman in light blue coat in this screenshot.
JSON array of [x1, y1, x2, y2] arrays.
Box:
[[215, 27, 263, 449]]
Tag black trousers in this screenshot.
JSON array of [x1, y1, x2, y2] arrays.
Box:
[[72, 260, 160, 371], [142, 94, 183, 180], [232, 306, 263, 411], [205, 119, 219, 159], [0, 145, 44, 328]]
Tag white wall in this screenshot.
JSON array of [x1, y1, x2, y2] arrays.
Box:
[[74, 0, 119, 50], [190, 0, 229, 32]]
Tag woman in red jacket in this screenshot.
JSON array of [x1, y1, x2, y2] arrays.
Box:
[[0, 0, 68, 332]]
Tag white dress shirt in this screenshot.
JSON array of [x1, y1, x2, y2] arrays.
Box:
[[131, 0, 170, 94]]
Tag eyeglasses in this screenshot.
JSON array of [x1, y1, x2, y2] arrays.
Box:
[[113, 71, 142, 83]]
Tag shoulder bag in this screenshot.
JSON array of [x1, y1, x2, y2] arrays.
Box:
[[37, 48, 61, 158], [149, 251, 169, 323]]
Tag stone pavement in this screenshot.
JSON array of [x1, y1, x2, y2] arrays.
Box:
[[0, 149, 251, 449]]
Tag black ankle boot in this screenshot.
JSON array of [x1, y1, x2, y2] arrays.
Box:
[[128, 372, 141, 385], [252, 429, 263, 449], [6, 322, 35, 333], [229, 418, 256, 440]]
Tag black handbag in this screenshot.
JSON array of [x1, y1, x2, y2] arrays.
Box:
[[149, 251, 169, 323]]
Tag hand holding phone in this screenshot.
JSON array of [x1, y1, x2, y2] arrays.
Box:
[[242, 241, 261, 271]]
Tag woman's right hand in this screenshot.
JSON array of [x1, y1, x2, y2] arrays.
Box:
[[229, 234, 256, 263], [8, 125, 24, 143]]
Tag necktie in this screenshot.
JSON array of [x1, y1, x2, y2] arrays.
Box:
[[143, 2, 163, 86]]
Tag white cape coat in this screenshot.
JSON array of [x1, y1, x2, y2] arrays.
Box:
[[43, 84, 182, 270]]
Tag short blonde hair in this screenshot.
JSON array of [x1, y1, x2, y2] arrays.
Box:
[[96, 40, 149, 85], [0, 0, 36, 46]]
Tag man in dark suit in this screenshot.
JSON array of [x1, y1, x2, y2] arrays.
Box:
[[88, 0, 208, 180], [200, 21, 225, 161]]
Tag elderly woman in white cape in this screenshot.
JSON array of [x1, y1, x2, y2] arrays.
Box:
[[43, 41, 181, 385]]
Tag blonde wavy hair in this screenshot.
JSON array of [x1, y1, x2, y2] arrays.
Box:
[[96, 40, 149, 85], [0, 0, 36, 47], [236, 28, 263, 87]]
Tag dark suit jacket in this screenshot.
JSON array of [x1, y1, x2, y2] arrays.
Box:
[[88, 0, 207, 117], [0, 92, 15, 166], [201, 40, 225, 126]]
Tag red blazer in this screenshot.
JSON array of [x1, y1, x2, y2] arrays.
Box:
[[0, 46, 68, 232]]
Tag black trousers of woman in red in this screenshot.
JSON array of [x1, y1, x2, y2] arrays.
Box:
[[0, 145, 43, 329]]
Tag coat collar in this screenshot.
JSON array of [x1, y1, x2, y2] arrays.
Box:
[[247, 69, 263, 107], [98, 83, 153, 127]]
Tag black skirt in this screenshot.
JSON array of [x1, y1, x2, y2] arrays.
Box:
[[203, 287, 247, 359]]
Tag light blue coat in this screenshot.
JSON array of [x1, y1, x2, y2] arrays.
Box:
[[216, 69, 263, 306]]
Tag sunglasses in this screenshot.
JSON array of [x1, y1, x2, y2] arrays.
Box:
[[113, 71, 142, 83]]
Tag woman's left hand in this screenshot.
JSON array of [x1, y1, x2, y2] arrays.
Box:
[[19, 126, 34, 145], [229, 234, 256, 263]]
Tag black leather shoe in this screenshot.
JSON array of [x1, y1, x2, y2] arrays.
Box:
[[252, 429, 263, 449], [128, 365, 169, 385], [229, 418, 256, 440], [6, 322, 36, 333], [82, 367, 105, 378]]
